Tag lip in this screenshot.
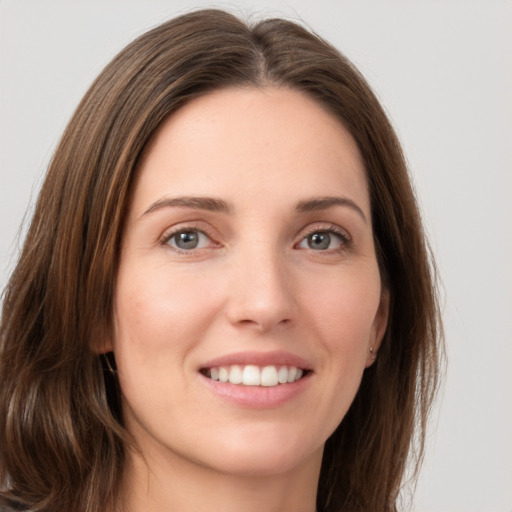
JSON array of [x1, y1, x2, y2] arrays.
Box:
[[200, 350, 313, 371], [198, 350, 313, 409], [199, 371, 312, 408]]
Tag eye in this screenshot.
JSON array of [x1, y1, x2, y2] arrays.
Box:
[[297, 229, 349, 251], [164, 229, 212, 251]]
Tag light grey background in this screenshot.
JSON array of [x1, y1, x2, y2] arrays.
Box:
[[1, 1, 511, 510]]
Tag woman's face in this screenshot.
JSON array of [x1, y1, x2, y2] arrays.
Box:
[[111, 87, 388, 478]]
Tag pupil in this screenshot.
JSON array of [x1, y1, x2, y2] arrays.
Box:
[[176, 231, 199, 249], [309, 232, 330, 250]]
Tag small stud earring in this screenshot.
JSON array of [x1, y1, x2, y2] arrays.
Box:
[[369, 347, 376, 360]]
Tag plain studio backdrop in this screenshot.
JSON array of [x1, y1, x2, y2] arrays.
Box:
[[0, 1, 511, 511]]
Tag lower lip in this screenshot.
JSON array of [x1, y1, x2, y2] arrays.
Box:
[[199, 372, 312, 408]]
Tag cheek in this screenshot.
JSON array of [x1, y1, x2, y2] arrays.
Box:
[[115, 264, 216, 344], [297, 263, 382, 378], [305, 268, 381, 338], [112, 263, 224, 389], [300, 267, 382, 426], [112, 264, 225, 429]]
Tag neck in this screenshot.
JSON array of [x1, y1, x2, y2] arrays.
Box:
[[118, 445, 322, 512]]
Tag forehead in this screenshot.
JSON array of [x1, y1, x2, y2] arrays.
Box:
[[131, 86, 369, 216]]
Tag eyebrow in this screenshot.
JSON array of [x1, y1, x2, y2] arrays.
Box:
[[142, 194, 367, 223], [295, 196, 367, 223], [142, 196, 232, 216]]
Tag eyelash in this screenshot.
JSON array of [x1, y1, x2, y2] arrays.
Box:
[[160, 223, 351, 253], [296, 224, 352, 252], [160, 224, 218, 252]]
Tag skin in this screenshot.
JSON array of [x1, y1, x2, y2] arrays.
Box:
[[109, 86, 388, 512]]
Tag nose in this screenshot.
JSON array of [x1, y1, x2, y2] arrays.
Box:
[[225, 244, 296, 332]]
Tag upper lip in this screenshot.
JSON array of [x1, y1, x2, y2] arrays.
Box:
[[200, 350, 313, 370]]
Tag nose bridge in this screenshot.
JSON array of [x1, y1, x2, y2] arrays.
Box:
[[226, 237, 295, 330]]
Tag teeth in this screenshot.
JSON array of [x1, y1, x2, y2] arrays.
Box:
[[206, 365, 305, 387], [278, 366, 288, 384], [261, 366, 278, 386], [228, 365, 243, 384], [218, 367, 229, 383], [242, 365, 260, 386]]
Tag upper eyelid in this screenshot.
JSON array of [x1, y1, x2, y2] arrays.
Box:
[[158, 220, 351, 246], [159, 223, 216, 245], [297, 222, 351, 241]]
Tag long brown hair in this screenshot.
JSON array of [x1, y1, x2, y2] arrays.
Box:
[[0, 9, 443, 512]]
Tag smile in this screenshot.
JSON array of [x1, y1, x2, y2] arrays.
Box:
[[201, 365, 305, 387]]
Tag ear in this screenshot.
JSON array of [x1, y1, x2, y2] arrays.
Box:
[[365, 288, 389, 368], [91, 338, 114, 355], [97, 340, 114, 354], [89, 325, 115, 355], [91, 312, 117, 355]]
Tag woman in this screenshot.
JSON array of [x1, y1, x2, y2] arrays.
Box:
[[0, 9, 443, 512]]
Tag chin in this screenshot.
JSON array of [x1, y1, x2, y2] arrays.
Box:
[[195, 425, 325, 477], [207, 449, 321, 478]]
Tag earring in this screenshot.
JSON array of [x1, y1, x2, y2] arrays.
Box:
[[369, 347, 377, 360]]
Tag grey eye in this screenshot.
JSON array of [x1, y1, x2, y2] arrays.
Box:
[[167, 230, 210, 250], [307, 232, 331, 250], [298, 230, 345, 251]]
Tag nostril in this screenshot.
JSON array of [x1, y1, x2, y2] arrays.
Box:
[[234, 316, 292, 331]]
